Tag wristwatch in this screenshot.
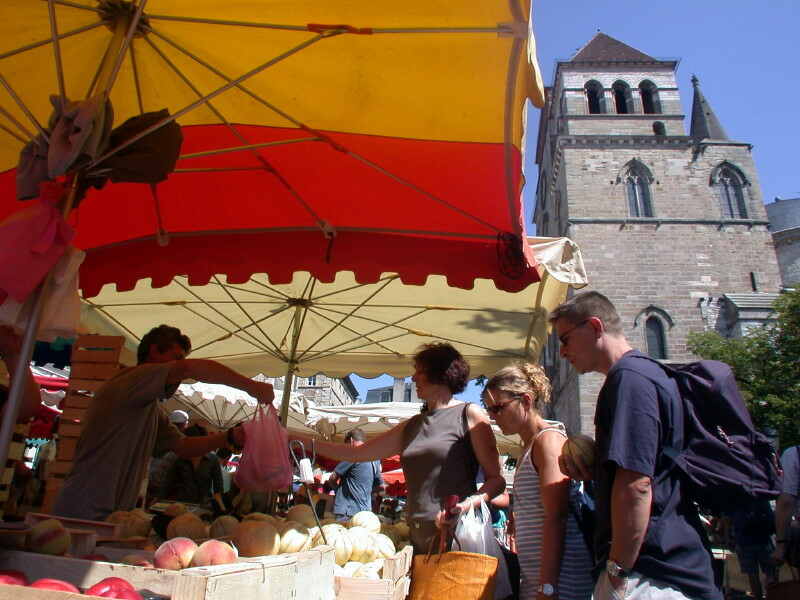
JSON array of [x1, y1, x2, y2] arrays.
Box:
[[537, 583, 557, 597], [606, 559, 631, 579]]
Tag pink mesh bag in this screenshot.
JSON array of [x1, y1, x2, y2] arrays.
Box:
[[234, 405, 292, 491]]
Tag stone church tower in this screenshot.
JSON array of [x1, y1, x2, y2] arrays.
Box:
[[533, 33, 782, 434]]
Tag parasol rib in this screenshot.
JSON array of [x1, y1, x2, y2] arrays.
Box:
[[50, 0, 100, 13], [309, 275, 398, 303], [174, 301, 275, 356], [47, 0, 67, 100], [89, 32, 332, 169], [297, 276, 397, 361], [0, 104, 35, 141], [129, 38, 145, 114], [172, 278, 282, 358], [190, 304, 293, 353], [100, 0, 148, 98], [0, 122, 26, 143], [0, 21, 103, 61], [82, 298, 143, 341], [179, 138, 321, 160], [212, 275, 289, 361], [0, 73, 49, 143]]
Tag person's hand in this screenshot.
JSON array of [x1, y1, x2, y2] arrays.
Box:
[[0, 326, 22, 360], [608, 573, 626, 596], [248, 381, 275, 404], [558, 448, 592, 481], [435, 496, 473, 529]]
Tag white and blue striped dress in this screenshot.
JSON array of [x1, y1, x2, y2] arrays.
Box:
[[513, 421, 594, 600]]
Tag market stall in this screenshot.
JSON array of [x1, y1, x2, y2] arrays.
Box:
[[0, 1, 551, 597]]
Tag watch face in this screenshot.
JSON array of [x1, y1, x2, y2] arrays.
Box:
[[541, 583, 555, 596]]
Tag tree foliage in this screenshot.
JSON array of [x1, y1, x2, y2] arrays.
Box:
[[687, 288, 800, 450]]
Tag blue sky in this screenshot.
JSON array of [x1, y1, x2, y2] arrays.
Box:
[[352, 1, 799, 403]]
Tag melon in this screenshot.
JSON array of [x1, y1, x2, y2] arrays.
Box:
[[347, 526, 378, 563], [286, 504, 318, 528], [313, 524, 352, 566], [276, 521, 312, 554], [372, 533, 396, 559], [209, 515, 240, 539], [232, 521, 280, 557], [166, 513, 208, 542], [347, 511, 380, 533]]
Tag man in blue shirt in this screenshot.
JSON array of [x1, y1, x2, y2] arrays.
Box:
[[552, 291, 720, 600], [328, 428, 384, 521]]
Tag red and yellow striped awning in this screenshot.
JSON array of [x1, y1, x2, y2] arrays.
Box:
[[0, 0, 545, 295]]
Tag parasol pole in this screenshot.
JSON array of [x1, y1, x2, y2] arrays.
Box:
[[279, 305, 304, 426]]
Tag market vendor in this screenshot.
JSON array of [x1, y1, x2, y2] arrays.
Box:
[[54, 324, 274, 521], [0, 325, 44, 423]]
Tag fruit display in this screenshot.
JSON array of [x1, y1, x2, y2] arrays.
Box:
[[0, 572, 144, 598], [190, 539, 239, 567], [285, 504, 317, 528], [208, 515, 239, 539], [154, 537, 199, 570], [276, 521, 312, 554]]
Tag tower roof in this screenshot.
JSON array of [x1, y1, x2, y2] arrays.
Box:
[[690, 75, 728, 140], [571, 33, 657, 63]]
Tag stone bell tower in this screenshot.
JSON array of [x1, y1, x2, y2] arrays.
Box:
[[533, 33, 781, 434]]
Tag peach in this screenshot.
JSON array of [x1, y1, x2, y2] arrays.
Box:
[[27, 519, 71, 556], [153, 537, 198, 570], [189, 539, 238, 567]]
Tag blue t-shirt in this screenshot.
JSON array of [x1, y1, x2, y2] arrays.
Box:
[[594, 350, 720, 600], [332, 460, 382, 517]]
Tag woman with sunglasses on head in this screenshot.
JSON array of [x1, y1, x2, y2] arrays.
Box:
[[484, 363, 592, 600], [291, 342, 505, 555]]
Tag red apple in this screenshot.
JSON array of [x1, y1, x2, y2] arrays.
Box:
[[0, 570, 28, 586], [86, 576, 142, 598], [29, 578, 81, 593]]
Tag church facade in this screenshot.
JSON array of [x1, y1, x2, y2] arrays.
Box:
[[533, 34, 782, 434]]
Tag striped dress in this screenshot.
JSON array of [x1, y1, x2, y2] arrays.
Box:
[[513, 421, 594, 600]]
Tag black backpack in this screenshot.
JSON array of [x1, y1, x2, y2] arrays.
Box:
[[636, 356, 783, 515]]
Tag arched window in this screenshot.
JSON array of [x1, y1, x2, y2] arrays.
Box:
[[620, 160, 654, 217], [612, 80, 633, 114], [585, 80, 605, 114], [645, 317, 667, 359], [711, 163, 749, 219], [634, 306, 673, 359], [639, 80, 661, 114]]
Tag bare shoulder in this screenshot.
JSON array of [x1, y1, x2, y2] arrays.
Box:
[[464, 402, 489, 427]]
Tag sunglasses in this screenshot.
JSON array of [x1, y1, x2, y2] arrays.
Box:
[[558, 319, 590, 347], [486, 399, 519, 416]]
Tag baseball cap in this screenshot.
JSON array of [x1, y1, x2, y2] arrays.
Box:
[[168, 409, 189, 425]]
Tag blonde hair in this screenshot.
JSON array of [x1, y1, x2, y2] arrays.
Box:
[[483, 362, 551, 412]]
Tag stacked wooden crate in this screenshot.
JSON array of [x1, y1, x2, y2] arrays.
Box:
[[42, 335, 125, 512], [335, 545, 413, 600], [0, 423, 28, 519]]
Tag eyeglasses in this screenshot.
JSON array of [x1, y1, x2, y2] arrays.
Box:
[[486, 398, 519, 416], [558, 319, 590, 347]]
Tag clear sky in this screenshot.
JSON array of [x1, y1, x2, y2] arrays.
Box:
[[352, 1, 799, 403]]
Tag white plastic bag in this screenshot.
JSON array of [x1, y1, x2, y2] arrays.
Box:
[[454, 499, 512, 600]]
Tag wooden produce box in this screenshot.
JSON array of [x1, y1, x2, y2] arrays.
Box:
[[0, 549, 298, 600], [243, 545, 336, 600], [335, 545, 413, 600], [25, 512, 121, 539]]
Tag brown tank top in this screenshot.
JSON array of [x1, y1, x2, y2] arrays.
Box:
[[400, 403, 479, 521]]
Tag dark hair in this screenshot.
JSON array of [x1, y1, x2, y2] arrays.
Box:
[[413, 342, 470, 394], [217, 447, 233, 460], [137, 324, 191, 364], [344, 428, 366, 443], [548, 291, 623, 336]]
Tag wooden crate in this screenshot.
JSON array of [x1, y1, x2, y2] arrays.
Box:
[[0, 549, 298, 600], [335, 545, 413, 600], [243, 545, 336, 600], [25, 512, 121, 539]]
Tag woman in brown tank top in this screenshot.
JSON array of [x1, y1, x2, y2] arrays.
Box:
[[290, 342, 505, 554]]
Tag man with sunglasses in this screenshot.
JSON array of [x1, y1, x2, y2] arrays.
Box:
[[551, 292, 719, 600]]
